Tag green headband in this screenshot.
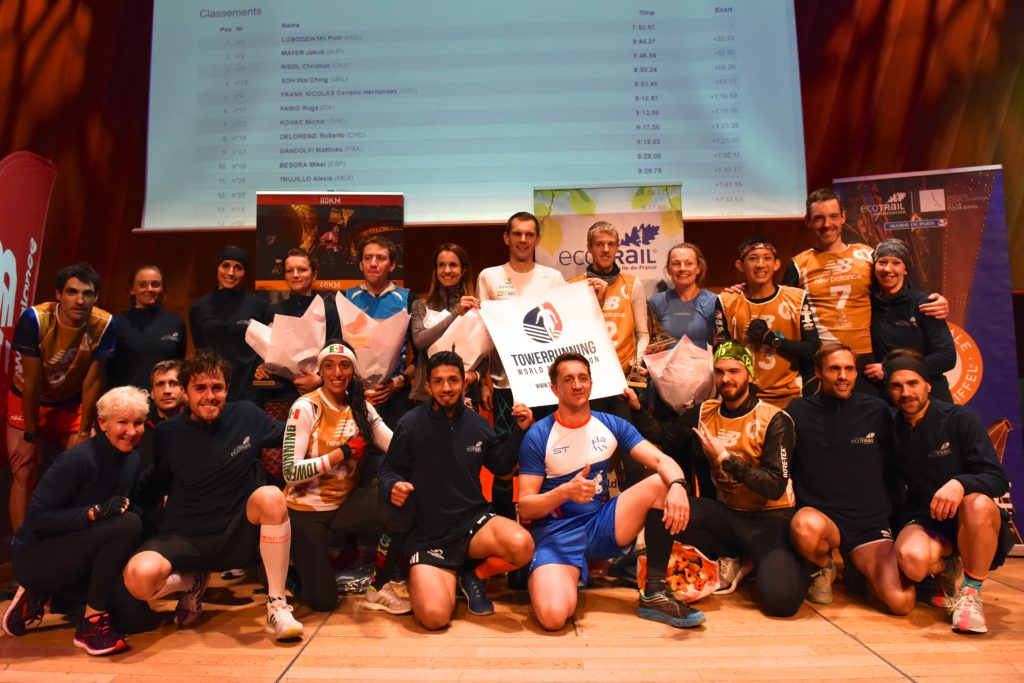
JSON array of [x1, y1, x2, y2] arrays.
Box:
[[713, 341, 755, 377]]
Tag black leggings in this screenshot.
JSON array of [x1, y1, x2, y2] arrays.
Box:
[[12, 513, 142, 612], [663, 497, 807, 617], [289, 488, 411, 611]]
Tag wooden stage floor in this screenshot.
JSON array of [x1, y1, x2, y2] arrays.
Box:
[[1, 558, 1023, 682]]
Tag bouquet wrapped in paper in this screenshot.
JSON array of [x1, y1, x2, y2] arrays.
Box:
[[334, 292, 411, 386], [245, 295, 326, 380], [427, 309, 493, 371], [644, 335, 714, 413], [637, 542, 721, 603]]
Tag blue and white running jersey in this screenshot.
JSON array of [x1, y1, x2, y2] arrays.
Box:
[[519, 411, 644, 528]]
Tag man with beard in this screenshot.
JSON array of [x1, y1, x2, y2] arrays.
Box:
[[622, 342, 805, 616], [886, 349, 1010, 634], [379, 351, 535, 628]]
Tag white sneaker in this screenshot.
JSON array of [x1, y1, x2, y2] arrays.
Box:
[[936, 555, 964, 613], [951, 586, 987, 634], [714, 557, 753, 595], [363, 583, 412, 614], [265, 597, 304, 640]]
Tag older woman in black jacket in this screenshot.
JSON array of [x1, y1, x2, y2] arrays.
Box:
[[3, 386, 150, 656]]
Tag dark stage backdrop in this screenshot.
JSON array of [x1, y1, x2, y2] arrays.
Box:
[[1, 0, 1021, 331]]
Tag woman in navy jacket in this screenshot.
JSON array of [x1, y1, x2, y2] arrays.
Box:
[[864, 239, 955, 401]]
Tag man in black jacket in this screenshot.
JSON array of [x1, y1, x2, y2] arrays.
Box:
[[887, 349, 1010, 634], [379, 351, 534, 629], [122, 350, 304, 641], [787, 344, 912, 613]]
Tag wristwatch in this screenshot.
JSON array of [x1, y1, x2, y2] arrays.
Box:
[[769, 332, 785, 349], [669, 477, 687, 489], [22, 430, 38, 443]]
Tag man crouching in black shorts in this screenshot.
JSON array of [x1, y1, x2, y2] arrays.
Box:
[[886, 349, 1010, 634], [379, 351, 535, 630], [123, 350, 304, 640], [787, 344, 913, 614]]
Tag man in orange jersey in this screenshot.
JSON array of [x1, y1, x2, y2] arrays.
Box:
[[716, 236, 819, 408], [622, 342, 805, 617], [784, 188, 947, 394], [568, 221, 649, 377]]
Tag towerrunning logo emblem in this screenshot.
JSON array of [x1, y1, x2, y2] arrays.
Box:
[[522, 303, 563, 344]]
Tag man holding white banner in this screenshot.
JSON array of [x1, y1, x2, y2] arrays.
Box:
[[478, 281, 627, 408], [477, 212, 566, 432]]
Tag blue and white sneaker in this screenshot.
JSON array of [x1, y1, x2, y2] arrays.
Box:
[[637, 589, 705, 628]]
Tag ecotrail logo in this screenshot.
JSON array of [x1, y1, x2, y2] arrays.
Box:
[[522, 303, 563, 343], [860, 192, 908, 215], [620, 224, 660, 247]]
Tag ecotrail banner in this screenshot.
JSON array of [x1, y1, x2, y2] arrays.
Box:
[[479, 281, 626, 407], [834, 166, 1023, 519], [533, 185, 683, 298]]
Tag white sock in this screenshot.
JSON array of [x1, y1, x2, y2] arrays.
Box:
[[260, 521, 291, 600], [154, 572, 195, 599]]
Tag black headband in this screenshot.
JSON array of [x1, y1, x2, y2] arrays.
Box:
[[883, 355, 928, 383]]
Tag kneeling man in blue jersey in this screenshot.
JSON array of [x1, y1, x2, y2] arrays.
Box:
[[517, 352, 705, 630]]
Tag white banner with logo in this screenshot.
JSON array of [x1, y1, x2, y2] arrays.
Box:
[[533, 185, 683, 298], [479, 281, 626, 407]]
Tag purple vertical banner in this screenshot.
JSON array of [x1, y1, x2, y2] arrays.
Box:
[[834, 166, 1023, 515]]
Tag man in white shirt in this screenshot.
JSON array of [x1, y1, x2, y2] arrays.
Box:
[[477, 211, 566, 438]]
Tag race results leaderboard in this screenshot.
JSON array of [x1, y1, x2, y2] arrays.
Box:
[[144, 1, 804, 229]]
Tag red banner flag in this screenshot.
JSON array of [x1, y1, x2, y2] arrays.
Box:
[[0, 152, 57, 461]]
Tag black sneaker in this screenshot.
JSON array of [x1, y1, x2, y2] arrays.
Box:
[[2, 586, 48, 637], [73, 612, 128, 656], [637, 589, 705, 628], [458, 571, 494, 616]]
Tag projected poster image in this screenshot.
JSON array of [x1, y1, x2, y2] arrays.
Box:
[[254, 192, 403, 291], [144, 0, 806, 229]]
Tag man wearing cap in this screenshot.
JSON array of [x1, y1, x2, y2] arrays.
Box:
[[124, 350, 304, 641], [282, 342, 411, 615], [188, 245, 269, 404], [715, 236, 819, 408], [864, 239, 955, 401], [380, 350, 535, 629], [785, 188, 948, 394], [621, 341, 805, 617], [886, 348, 1010, 634], [787, 344, 912, 613]]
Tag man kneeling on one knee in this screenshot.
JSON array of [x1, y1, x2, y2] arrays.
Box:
[[379, 351, 535, 630]]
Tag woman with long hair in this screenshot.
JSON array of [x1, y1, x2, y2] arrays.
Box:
[[282, 342, 410, 614], [409, 243, 488, 407]]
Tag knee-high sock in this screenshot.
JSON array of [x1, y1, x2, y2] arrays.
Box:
[[475, 557, 518, 580], [260, 521, 291, 599], [153, 572, 196, 599], [644, 508, 673, 593], [369, 532, 400, 592]]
